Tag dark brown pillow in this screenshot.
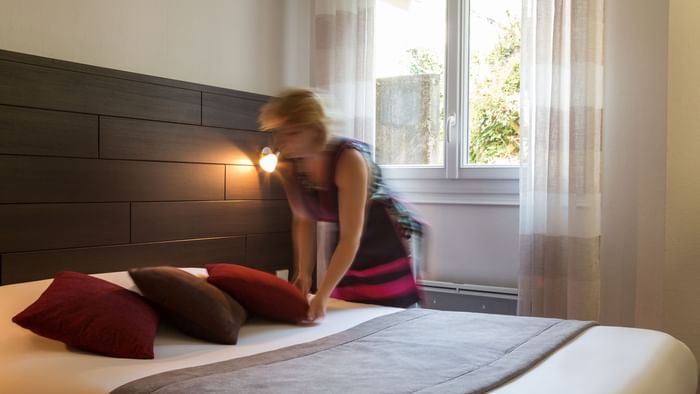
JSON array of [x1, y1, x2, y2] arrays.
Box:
[[128, 267, 247, 344]]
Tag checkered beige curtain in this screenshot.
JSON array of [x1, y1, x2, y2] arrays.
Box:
[[518, 0, 605, 320], [311, 0, 375, 143]]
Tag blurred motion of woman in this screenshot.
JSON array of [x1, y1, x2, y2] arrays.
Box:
[[259, 88, 425, 321]]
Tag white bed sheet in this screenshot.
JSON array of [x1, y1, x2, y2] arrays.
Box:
[[0, 269, 696, 394]]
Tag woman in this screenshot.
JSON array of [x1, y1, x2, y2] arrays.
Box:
[[259, 88, 424, 321]]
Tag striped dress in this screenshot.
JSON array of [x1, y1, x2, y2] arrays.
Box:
[[280, 138, 423, 308]]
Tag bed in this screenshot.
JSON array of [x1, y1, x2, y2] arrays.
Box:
[[0, 268, 696, 394]]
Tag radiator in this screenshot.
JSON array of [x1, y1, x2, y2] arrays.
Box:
[[418, 279, 518, 315]]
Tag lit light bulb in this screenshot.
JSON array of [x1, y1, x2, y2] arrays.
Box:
[[259, 147, 279, 173]]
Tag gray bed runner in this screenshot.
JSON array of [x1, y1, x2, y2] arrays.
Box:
[[113, 309, 595, 394]]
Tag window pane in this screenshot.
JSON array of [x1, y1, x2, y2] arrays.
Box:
[[466, 0, 521, 165], [374, 0, 446, 166]]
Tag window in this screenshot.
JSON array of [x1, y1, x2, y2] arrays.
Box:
[[374, 0, 521, 180]]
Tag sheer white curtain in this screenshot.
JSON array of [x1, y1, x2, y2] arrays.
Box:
[[518, 0, 604, 320], [311, 0, 375, 143], [311, 0, 376, 284]]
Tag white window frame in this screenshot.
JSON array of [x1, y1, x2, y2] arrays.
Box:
[[379, 0, 520, 192]]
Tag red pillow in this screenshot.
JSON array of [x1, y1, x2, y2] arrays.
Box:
[[206, 264, 308, 323], [12, 271, 158, 359]]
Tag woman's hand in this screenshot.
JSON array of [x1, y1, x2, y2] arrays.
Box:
[[306, 293, 328, 322], [292, 274, 312, 296]]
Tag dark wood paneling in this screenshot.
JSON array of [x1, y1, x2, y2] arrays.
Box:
[[100, 116, 271, 164], [226, 165, 286, 200], [0, 203, 129, 253], [245, 233, 293, 272], [0, 49, 270, 103], [0, 156, 224, 203], [132, 200, 291, 243], [0, 50, 282, 284], [0, 60, 200, 124], [1, 236, 246, 284], [203, 93, 264, 130], [0, 105, 97, 157]]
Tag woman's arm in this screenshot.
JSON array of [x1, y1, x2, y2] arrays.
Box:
[[277, 165, 317, 295], [308, 148, 368, 320], [291, 214, 316, 295]]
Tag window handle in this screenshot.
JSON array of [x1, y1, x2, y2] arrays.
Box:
[[446, 113, 456, 143]]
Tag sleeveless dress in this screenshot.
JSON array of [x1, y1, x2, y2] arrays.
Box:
[[280, 138, 424, 308]]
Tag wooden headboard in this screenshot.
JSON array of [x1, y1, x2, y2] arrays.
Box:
[[0, 49, 292, 284]]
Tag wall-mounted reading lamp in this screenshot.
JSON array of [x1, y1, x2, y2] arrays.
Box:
[[259, 147, 279, 173]]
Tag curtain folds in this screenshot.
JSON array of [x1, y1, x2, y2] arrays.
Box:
[[518, 0, 605, 320], [311, 0, 375, 143]]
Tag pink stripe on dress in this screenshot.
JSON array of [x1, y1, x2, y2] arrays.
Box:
[[342, 257, 411, 279], [332, 275, 417, 301]]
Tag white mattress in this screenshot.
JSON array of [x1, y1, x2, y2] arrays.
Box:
[[0, 269, 696, 394]]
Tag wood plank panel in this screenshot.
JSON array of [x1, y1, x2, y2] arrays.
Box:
[[0, 60, 200, 124], [1, 236, 246, 285], [245, 233, 293, 273], [0, 49, 269, 102], [132, 200, 291, 243], [0, 105, 97, 157], [0, 203, 129, 253], [202, 93, 264, 130], [0, 156, 224, 203], [100, 116, 271, 164], [226, 165, 286, 200]]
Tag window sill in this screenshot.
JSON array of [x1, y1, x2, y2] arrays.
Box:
[[380, 165, 519, 180], [385, 177, 519, 206]]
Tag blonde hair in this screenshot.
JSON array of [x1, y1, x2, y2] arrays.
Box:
[[258, 88, 329, 146]]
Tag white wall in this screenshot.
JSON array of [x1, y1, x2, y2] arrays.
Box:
[[666, 0, 700, 370], [282, 0, 311, 88], [415, 203, 519, 288], [0, 0, 286, 95]]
